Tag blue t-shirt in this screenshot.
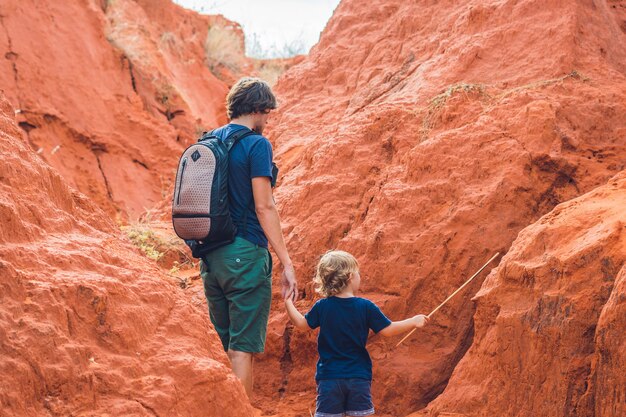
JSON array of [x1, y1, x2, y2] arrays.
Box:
[[214, 123, 274, 248], [305, 297, 392, 381]]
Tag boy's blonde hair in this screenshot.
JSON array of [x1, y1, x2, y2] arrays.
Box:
[[314, 250, 359, 297]]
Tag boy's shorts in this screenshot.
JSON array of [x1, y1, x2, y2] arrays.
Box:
[[200, 236, 272, 353], [315, 378, 374, 417]]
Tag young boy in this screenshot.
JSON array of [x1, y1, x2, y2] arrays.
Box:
[[284, 250, 428, 417]]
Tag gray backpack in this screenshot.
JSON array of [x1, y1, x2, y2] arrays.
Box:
[[171, 128, 257, 255]]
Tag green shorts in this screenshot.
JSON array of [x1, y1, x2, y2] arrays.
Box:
[[199, 236, 272, 353]]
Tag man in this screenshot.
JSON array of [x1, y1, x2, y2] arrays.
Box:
[[199, 77, 297, 397]]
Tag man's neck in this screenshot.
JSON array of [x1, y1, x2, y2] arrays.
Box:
[[230, 116, 255, 131]]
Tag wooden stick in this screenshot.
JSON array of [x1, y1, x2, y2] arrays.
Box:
[[395, 252, 500, 347]]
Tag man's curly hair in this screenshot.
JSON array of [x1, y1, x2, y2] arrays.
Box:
[[226, 77, 277, 119], [314, 250, 359, 297]]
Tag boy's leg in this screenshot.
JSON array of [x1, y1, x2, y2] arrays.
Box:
[[315, 380, 346, 417], [344, 379, 375, 416]]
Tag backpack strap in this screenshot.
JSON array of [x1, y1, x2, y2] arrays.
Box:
[[198, 129, 216, 142], [198, 127, 257, 149], [219, 127, 259, 237], [224, 128, 257, 151]]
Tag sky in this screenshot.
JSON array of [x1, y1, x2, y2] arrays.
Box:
[[174, 0, 341, 58]]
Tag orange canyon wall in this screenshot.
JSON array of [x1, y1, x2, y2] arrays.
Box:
[[0, 1, 258, 415], [0, 91, 254, 416], [260, 0, 626, 415], [0, 0, 245, 220], [411, 170, 626, 417], [1, 0, 625, 416]]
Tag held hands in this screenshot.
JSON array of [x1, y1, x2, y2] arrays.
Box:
[[412, 314, 429, 328], [281, 264, 297, 301]]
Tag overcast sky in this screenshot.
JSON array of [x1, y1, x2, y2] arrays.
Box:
[[174, 0, 341, 58]]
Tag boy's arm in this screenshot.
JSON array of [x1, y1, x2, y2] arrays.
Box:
[[379, 314, 429, 337], [284, 297, 310, 331]]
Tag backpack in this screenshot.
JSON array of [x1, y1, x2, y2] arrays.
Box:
[[171, 128, 257, 257]]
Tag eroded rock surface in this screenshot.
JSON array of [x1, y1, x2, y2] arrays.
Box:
[[411, 171, 626, 417], [0, 0, 245, 219], [259, 0, 626, 414], [0, 93, 254, 416]]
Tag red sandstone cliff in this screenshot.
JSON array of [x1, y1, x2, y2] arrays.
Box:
[[0, 92, 254, 416], [0, 0, 248, 220], [261, 0, 626, 415], [409, 171, 626, 417], [1, 0, 625, 416]]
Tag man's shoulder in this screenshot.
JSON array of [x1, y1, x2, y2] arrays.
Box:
[[225, 126, 271, 151], [248, 134, 271, 146], [216, 124, 268, 140], [214, 124, 250, 138], [246, 132, 271, 148]]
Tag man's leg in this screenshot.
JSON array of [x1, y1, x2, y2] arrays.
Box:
[[228, 349, 254, 396], [208, 237, 272, 395], [200, 259, 231, 350]]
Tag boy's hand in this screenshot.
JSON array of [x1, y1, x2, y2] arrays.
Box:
[[413, 314, 429, 328], [284, 288, 297, 304]]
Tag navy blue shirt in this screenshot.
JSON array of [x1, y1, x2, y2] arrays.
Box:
[[214, 123, 274, 248], [305, 297, 392, 381]]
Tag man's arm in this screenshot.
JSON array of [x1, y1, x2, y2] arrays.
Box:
[[378, 314, 429, 337], [252, 177, 297, 299]]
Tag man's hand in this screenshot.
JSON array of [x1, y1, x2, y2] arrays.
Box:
[[281, 264, 297, 300], [412, 314, 429, 328]]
